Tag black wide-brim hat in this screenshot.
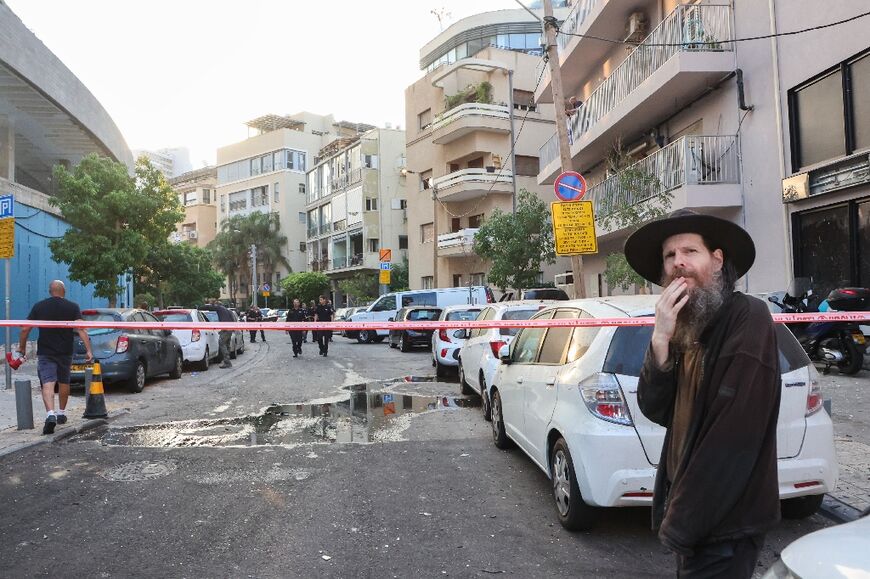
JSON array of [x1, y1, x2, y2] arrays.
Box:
[[624, 209, 755, 285]]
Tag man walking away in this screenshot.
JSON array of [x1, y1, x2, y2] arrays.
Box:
[[17, 280, 93, 435], [624, 209, 780, 578], [313, 295, 334, 357], [287, 298, 307, 358], [246, 305, 265, 342], [202, 299, 235, 368]]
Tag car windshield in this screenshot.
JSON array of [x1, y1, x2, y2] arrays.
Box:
[[408, 309, 439, 321], [155, 313, 192, 323], [446, 310, 480, 321], [499, 309, 537, 336]]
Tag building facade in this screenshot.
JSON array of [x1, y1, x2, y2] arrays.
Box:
[[535, 0, 870, 298], [133, 147, 192, 179], [404, 6, 573, 292], [170, 167, 217, 249], [305, 128, 407, 306]]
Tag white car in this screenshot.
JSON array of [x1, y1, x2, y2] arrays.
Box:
[[490, 296, 838, 531], [458, 301, 552, 417], [153, 308, 220, 371], [431, 304, 483, 377]]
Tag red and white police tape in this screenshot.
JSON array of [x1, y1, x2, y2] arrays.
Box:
[[2, 311, 870, 332]]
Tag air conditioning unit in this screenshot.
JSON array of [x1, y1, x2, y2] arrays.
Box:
[[188, 231, 198, 239], [625, 12, 648, 43]]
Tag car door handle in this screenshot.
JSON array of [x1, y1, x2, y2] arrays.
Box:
[[516, 376, 524, 384], [545, 378, 556, 386]]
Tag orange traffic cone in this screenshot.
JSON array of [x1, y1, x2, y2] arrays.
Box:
[[83, 362, 108, 419]]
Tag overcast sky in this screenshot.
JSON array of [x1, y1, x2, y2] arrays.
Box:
[[7, 0, 514, 168]]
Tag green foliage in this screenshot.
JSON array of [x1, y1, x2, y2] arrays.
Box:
[[444, 81, 493, 111], [48, 154, 183, 305], [135, 242, 225, 308], [339, 272, 379, 305], [389, 258, 409, 292], [603, 253, 648, 292], [280, 271, 330, 305], [473, 189, 555, 293]]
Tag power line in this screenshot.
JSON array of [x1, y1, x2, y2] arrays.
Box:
[[557, 9, 870, 47]]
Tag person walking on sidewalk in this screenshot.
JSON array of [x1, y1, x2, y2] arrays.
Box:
[[17, 280, 93, 435], [287, 298, 307, 357], [313, 295, 334, 357], [625, 209, 780, 578], [201, 299, 234, 368], [246, 305, 265, 343]]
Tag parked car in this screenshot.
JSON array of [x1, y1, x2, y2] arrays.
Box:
[[499, 288, 570, 302], [431, 305, 483, 377], [490, 296, 837, 531], [338, 307, 365, 337], [458, 301, 552, 413], [71, 308, 184, 393], [389, 306, 443, 351], [347, 286, 493, 343], [152, 308, 220, 371], [202, 309, 246, 358]]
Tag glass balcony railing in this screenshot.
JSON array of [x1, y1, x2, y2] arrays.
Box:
[[557, 0, 601, 51], [307, 226, 318, 239], [332, 256, 348, 269]]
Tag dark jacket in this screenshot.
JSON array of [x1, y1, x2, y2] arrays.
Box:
[[286, 307, 307, 323], [637, 292, 781, 555], [314, 304, 334, 322], [202, 303, 234, 323], [246, 307, 263, 322]]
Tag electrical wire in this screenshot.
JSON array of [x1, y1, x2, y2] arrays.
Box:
[[556, 9, 870, 47], [15, 221, 64, 239]]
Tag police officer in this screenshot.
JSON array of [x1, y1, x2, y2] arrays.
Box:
[[313, 295, 335, 357], [287, 298, 307, 357]]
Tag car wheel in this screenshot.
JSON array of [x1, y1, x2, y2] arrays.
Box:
[[458, 362, 474, 395], [399, 334, 410, 352], [551, 437, 598, 531], [127, 361, 146, 393], [435, 358, 448, 378], [170, 351, 183, 379], [237, 337, 245, 355], [780, 494, 824, 519], [490, 389, 512, 449], [197, 347, 210, 372], [358, 330, 373, 344], [480, 374, 492, 422], [838, 337, 863, 375], [389, 338, 397, 349]]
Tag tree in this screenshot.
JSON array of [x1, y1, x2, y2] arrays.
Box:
[[48, 154, 183, 305], [389, 258, 409, 292], [136, 241, 225, 308], [339, 272, 378, 305], [473, 189, 555, 293], [280, 271, 330, 305]]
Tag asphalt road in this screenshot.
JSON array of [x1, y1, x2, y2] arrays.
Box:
[[0, 333, 831, 578]]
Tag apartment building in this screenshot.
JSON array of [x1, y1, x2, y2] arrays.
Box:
[[535, 0, 870, 297], [169, 167, 217, 248], [305, 128, 407, 306], [216, 113, 373, 302], [133, 147, 191, 179], [404, 6, 573, 291]]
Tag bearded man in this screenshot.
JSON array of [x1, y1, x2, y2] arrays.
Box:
[[624, 209, 781, 578]]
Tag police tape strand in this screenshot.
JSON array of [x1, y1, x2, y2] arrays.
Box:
[[2, 311, 870, 332]]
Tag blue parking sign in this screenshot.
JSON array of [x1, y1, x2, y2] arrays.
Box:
[[0, 194, 13, 218]]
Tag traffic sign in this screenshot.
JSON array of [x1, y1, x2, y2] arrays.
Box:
[[0, 218, 14, 259], [379, 262, 391, 271], [554, 171, 587, 202], [551, 201, 597, 256], [261, 283, 271, 292], [262, 291, 270, 297], [379, 248, 392, 262], [379, 270, 391, 285], [0, 195, 13, 219]]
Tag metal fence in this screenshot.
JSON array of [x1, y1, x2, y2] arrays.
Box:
[[557, 0, 601, 51]]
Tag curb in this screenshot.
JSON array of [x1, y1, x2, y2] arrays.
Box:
[[0, 408, 129, 459]]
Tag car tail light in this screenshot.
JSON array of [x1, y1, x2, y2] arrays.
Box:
[[440, 348, 448, 358], [116, 335, 129, 354], [439, 329, 451, 343], [806, 368, 823, 416], [579, 373, 633, 426], [191, 329, 201, 342], [489, 340, 506, 358], [82, 309, 96, 315]]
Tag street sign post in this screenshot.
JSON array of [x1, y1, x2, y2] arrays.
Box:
[[379, 270, 391, 285], [378, 248, 391, 293], [379, 248, 392, 262], [551, 201, 598, 256], [0, 194, 13, 392], [553, 171, 587, 202]]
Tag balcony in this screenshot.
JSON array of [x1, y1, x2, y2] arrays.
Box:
[[588, 135, 741, 238], [437, 228, 479, 258], [319, 223, 332, 235], [430, 103, 511, 145], [539, 4, 735, 183], [307, 226, 319, 239], [332, 256, 348, 270], [432, 169, 513, 203]]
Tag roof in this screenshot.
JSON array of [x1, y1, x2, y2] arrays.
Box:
[[333, 120, 376, 133], [169, 166, 216, 186], [535, 295, 658, 318], [245, 114, 305, 133]]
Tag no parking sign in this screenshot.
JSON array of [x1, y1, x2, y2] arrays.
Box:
[[553, 171, 587, 202]]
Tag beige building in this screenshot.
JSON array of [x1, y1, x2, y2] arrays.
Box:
[[169, 167, 218, 249], [404, 6, 573, 291], [305, 127, 408, 306], [535, 0, 870, 297], [216, 113, 373, 303]]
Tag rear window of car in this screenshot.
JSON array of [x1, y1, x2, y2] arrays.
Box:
[[408, 309, 440, 321], [81, 312, 120, 336], [499, 309, 537, 336], [154, 313, 192, 323], [446, 309, 480, 321], [775, 325, 811, 373]]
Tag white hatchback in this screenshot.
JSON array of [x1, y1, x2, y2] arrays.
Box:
[[490, 296, 838, 531], [153, 309, 221, 371], [431, 304, 483, 377]]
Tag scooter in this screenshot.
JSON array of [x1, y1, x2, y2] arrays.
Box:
[[767, 279, 867, 375]]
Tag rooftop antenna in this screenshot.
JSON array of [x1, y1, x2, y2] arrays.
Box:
[[431, 8, 452, 31]]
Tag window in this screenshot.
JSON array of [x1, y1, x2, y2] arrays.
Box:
[[299, 242, 306, 252], [220, 194, 225, 213], [514, 155, 540, 176], [499, 308, 536, 337], [399, 199, 408, 209], [513, 89, 536, 112], [421, 223, 434, 243], [184, 191, 197, 205], [470, 272, 485, 286], [262, 154, 273, 173], [299, 183, 306, 194], [229, 191, 247, 212], [468, 214, 483, 229], [365, 198, 378, 211], [251, 157, 261, 176], [398, 235, 408, 250], [298, 212, 305, 224], [370, 295, 397, 312], [538, 310, 578, 364], [203, 189, 211, 204], [418, 108, 432, 130], [452, 274, 463, 287], [469, 308, 493, 339], [363, 154, 378, 169], [852, 53, 870, 151], [251, 186, 268, 207], [511, 312, 552, 364], [421, 276, 434, 289], [420, 170, 432, 191], [274, 183, 280, 203], [368, 238, 379, 252]]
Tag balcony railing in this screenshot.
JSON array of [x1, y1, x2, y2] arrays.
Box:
[[557, 0, 601, 50], [320, 223, 332, 235], [431, 103, 511, 130], [540, 4, 734, 168], [437, 228, 479, 250], [332, 256, 348, 269], [349, 253, 364, 267], [588, 135, 739, 218], [432, 169, 512, 192], [333, 219, 347, 232], [307, 226, 319, 239], [329, 168, 364, 192]]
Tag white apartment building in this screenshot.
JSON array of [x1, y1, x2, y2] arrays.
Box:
[[133, 147, 191, 179], [535, 0, 870, 297], [305, 128, 408, 306]]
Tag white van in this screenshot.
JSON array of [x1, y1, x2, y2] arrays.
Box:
[[347, 287, 493, 343]]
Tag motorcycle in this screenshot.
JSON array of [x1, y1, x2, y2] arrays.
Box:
[[767, 278, 867, 375]]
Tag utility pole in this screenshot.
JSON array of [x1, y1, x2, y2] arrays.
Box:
[[543, 0, 585, 299], [250, 244, 257, 307]]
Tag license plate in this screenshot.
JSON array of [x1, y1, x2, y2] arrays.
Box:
[[852, 333, 866, 345], [71, 364, 88, 372]]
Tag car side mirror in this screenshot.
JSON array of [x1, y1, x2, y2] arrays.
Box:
[[499, 344, 511, 364], [767, 296, 779, 304], [453, 329, 468, 339], [388, 317, 394, 322]]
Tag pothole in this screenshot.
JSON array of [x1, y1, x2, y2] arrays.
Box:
[[76, 381, 480, 448], [100, 460, 178, 481]]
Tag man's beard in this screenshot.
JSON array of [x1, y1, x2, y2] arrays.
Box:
[[662, 270, 728, 352]]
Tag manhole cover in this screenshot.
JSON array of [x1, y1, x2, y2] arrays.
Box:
[[100, 460, 177, 482]]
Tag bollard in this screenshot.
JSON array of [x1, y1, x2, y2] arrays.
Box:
[[15, 379, 34, 430]]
